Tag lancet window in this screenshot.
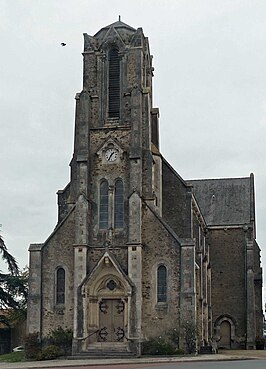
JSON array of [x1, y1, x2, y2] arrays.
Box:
[[157, 265, 167, 303], [108, 48, 120, 118], [56, 267, 65, 304], [99, 178, 124, 230]]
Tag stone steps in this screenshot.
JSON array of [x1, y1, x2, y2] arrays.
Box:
[[70, 352, 135, 359], [69, 342, 136, 359]]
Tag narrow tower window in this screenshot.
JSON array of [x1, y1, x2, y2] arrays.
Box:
[[99, 180, 109, 229], [114, 179, 124, 228], [56, 268, 65, 304], [108, 48, 120, 118], [157, 265, 167, 303]]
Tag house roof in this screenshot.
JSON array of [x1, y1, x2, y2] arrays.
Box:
[[188, 176, 254, 226]]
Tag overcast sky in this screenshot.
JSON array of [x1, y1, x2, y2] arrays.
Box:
[[1, 0, 266, 302]]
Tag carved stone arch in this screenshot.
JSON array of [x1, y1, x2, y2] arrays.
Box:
[[98, 27, 127, 123], [82, 251, 133, 296], [78, 251, 134, 348], [99, 26, 126, 52], [90, 273, 127, 298], [214, 315, 236, 348]]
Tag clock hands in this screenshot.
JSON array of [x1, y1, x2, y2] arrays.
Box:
[[105, 148, 118, 161], [108, 151, 115, 161]]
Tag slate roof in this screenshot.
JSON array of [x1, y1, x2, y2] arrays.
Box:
[[94, 20, 136, 37], [188, 176, 253, 226]]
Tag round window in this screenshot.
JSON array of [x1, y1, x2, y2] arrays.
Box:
[[107, 280, 117, 291]]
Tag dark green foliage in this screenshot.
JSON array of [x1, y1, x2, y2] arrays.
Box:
[[142, 337, 177, 355], [24, 333, 41, 359], [45, 326, 73, 355], [0, 236, 28, 325], [167, 327, 179, 346], [142, 328, 184, 356], [0, 235, 19, 275], [0, 314, 11, 327], [175, 348, 185, 355], [36, 345, 60, 361], [182, 321, 197, 354]]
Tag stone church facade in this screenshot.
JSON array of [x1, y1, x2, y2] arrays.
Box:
[[27, 20, 263, 354]]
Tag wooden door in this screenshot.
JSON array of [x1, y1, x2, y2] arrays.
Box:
[[98, 299, 125, 342], [220, 321, 231, 348]]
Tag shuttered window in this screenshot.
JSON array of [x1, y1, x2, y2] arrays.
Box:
[[108, 48, 120, 118], [56, 268, 65, 304], [157, 265, 167, 302], [99, 180, 109, 229], [114, 179, 124, 228]]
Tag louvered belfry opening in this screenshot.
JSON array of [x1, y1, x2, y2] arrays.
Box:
[[108, 48, 120, 118]]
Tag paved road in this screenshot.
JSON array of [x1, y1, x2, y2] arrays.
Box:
[[46, 360, 266, 369]]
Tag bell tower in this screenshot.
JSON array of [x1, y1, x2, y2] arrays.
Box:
[[61, 20, 162, 352]]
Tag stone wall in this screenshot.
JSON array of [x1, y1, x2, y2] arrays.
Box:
[[208, 228, 246, 341], [41, 212, 75, 337], [162, 161, 192, 239], [142, 204, 180, 338]]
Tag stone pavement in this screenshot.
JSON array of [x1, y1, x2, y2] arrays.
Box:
[[1, 350, 266, 369]]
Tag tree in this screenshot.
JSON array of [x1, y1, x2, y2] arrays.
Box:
[[0, 235, 28, 318], [0, 234, 19, 275]]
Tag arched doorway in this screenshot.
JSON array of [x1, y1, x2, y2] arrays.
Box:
[[215, 315, 236, 349], [80, 252, 133, 350], [220, 320, 231, 348]]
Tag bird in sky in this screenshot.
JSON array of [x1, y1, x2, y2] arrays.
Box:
[[61, 42, 66, 46]]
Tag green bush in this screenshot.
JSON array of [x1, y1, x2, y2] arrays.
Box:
[[167, 328, 179, 346], [175, 348, 185, 355], [36, 345, 60, 361], [142, 337, 176, 355], [24, 332, 41, 359], [46, 326, 72, 355], [142, 326, 183, 356]]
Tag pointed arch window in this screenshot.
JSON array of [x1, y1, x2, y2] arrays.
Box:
[[114, 179, 124, 228], [108, 48, 120, 118], [99, 180, 109, 229], [56, 268, 65, 304], [157, 265, 167, 303]]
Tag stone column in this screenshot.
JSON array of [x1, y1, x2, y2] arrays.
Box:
[[246, 240, 256, 349], [127, 191, 142, 354], [27, 244, 43, 336], [72, 193, 88, 353], [180, 239, 197, 352]]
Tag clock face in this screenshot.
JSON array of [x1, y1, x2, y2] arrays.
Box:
[[105, 148, 118, 162]]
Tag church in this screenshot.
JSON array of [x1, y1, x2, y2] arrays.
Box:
[[27, 20, 263, 355]]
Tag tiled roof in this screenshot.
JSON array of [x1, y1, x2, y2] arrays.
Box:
[[188, 177, 252, 226]]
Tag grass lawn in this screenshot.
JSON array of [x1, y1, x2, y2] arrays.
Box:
[[0, 351, 25, 362]]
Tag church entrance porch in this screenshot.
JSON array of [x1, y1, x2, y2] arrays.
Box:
[[78, 251, 134, 353], [98, 299, 125, 342]]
